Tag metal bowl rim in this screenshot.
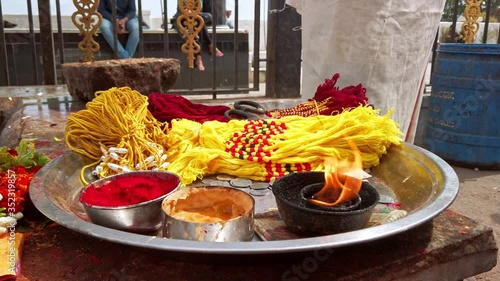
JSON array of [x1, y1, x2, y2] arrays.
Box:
[[273, 179, 379, 216], [162, 186, 255, 224], [79, 170, 181, 210], [30, 142, 460, 255]]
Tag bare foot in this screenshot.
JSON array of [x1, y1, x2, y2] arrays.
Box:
[[209, 44, 224, 57], [196, 55, 205, 71], [215, 48, 224, 57]]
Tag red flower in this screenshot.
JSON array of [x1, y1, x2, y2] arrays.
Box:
[[6, 148, 17, 157], [0, 166, 38, 213], [0, 140, 50, 215]]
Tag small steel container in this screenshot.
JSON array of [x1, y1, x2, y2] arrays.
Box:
[[162, 186, 255, 242], [80, 171, 181, 233]]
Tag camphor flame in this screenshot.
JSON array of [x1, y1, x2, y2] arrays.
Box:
[[309, 143, 364, 206]]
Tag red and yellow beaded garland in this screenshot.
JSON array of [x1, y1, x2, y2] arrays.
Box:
[[267, 98, 332, 119], [225, 119, 315, 182], [166, 106, 403, 185]]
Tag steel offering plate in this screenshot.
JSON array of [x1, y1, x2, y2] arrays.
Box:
[[29, 143, 459, 254]]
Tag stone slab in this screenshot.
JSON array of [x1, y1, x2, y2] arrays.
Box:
[[62, 58, 181, 101], [14, 210, 497, 281]]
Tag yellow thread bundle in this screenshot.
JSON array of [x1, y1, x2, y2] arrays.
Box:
[[65, 88, 402, 187], [166, 106, 403, 185], [65, 87, 169, 184]]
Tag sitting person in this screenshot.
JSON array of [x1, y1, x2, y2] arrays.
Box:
[[225, 9, 234, 29], [97, 0, 139, 59], [203, 0, 234, 29], [172, 1, 223, 71]]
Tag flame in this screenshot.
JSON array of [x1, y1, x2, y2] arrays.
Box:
[[309, 144, 364, 207]]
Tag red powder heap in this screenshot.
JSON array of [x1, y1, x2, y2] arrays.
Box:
[[81, 174, 179, 207]]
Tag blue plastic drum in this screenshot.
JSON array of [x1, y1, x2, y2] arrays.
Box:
[[425, 43, 500, 169]]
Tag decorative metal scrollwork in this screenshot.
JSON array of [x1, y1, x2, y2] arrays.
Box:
[[177, 0, 204, 68], [71, 0, 102, 62], [462, 0, 481, 43]]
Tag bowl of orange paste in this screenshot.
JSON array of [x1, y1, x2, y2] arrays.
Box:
[[162, 187, 255, 242]]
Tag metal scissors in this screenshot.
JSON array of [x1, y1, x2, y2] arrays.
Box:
[[224, 100, 267, 120]]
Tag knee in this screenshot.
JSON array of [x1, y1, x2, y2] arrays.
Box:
[[128, 25, 139, 34], [127, 19, 140, 34], [100, 18, 113, 31]]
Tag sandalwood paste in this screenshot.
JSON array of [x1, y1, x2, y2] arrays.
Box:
[[163, 187, 253, 223], [81, 173, 179, 207]]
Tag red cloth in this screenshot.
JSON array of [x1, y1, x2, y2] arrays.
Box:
[[148, 74, 367, 123], [148, 93, 230, 123], [313, 73, 369, 115]]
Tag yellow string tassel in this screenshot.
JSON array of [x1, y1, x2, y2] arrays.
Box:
[[65, 87, 170, 185], [66, 90, 402, 188], [166, 106, 403, 185]]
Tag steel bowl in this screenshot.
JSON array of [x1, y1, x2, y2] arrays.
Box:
[[80, 171, 181, 234], [162, 186, 255, 242]]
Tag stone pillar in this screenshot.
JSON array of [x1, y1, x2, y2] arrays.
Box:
[[38, 0, 57, 85], [266, 0, 302, 98], [0, 18, 9, 86]]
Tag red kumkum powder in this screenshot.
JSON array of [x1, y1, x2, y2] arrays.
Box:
[[81, 174, 179, 207]]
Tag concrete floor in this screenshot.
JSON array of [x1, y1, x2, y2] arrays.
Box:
[[411, 84, 500, 279], [412, 103, 499, 280], [447, 165, 500, 280], [412, 94, 499, 280]]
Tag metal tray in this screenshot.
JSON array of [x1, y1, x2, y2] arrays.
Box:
[[29, 143, 459, 254]]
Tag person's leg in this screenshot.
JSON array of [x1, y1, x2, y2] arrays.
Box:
[[99, 18, 130, 58], [209, 44, 224, 57], [196, 55, 205, 71], [199, 26, 223, 57], [125, 18, 140, 57], [199, 26, 212, 51]]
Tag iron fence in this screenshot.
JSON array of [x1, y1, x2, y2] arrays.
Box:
[[0, 0, 263, 98], [427, 0, 499, 91], [0, 0, 498, 96]]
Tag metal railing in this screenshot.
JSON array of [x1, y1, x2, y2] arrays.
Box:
[[1, 0, 497, 96], [429, 0, 499, 83], [0, 0, 263, 98]]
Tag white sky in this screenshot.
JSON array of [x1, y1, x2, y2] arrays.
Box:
[[2, 0, 261, 20]]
